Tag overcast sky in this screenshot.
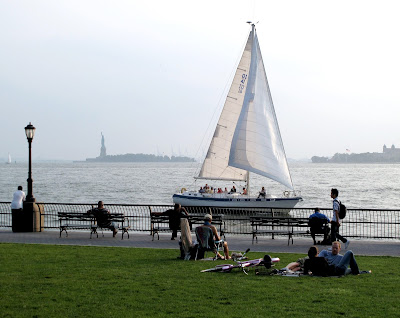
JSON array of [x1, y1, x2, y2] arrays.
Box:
[[1, 0, 400, 161]]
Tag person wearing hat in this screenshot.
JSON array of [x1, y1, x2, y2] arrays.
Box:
[[202, 213, 230, 259]]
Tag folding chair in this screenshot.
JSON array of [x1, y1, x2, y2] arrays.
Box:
[[194, 226, 223, 260], [180, 218, 193, 260]]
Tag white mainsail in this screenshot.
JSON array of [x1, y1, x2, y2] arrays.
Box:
[[197, 28, 253, 181], [229, 25, 293, 190], [198, 24, 294, 190], [7, 153, 11, 164]]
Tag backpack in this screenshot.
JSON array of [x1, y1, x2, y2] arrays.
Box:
[[336, 200, 347, 219]]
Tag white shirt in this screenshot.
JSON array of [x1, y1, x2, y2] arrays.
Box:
[[11, 190, 26, 209], [332, 199, 340, 222]]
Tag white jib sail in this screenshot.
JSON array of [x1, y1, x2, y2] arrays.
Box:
[[228, 26, 294, 190], [197, 28, 254, 181]]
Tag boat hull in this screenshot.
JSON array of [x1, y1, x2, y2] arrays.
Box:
[[173, 193, 302, 209]]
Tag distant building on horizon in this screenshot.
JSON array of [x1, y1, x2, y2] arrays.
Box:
[[383, 144, 400, 154], [312, 144, 400, 163]]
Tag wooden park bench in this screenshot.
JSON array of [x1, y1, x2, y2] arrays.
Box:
[[58, 212, 130, 239], [150, 212, 225, 241], [250, 216, 310, 245]]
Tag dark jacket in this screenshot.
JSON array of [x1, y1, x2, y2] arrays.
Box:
[[91, 208, 111, 228], [162, 208, 188, 230], [303, 257, 336, 276]]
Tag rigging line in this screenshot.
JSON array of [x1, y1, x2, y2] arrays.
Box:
[[193, 27, 252, 177]]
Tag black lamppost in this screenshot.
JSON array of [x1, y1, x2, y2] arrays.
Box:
[[24, 122, 36, 202]]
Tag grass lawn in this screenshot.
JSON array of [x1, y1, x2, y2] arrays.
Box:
[[0, 243, 399, 317]]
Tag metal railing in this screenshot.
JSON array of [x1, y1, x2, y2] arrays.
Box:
[[1, 202, 399, 240]]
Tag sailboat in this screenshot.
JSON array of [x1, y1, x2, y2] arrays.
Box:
[[6, 153, 11, 164], [173, 23, 302, 208]]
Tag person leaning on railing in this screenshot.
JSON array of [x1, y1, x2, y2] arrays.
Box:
[[11, 186, 25, 213]]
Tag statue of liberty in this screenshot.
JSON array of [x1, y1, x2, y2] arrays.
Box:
[[100, 132, 107, 157]]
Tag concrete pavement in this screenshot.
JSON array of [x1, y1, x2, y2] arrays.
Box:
[[0, 229, 399, 257]]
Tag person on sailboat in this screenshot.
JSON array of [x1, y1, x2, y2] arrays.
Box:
[[230, 186, 236, 193], [11, 186, 25, 213], [242, 188, 247, 195], [258, 187, 266, 198]]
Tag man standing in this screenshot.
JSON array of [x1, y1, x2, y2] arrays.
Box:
[[331, 188, 350, 249], [11, 186, 26, 212], [151, 204, 189, 240], [318, 241, 360, 275]]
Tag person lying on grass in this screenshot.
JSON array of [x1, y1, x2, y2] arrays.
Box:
[[303, 241, 371, 276], [282, 257, 308, 272], [303, 246, 336, 276], [318, 241, 362, 275]]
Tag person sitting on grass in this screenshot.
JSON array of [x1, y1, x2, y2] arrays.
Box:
[[88, 201, 118, 237]]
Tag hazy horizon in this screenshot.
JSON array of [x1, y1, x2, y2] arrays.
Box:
[[2, 0, 400, 161]]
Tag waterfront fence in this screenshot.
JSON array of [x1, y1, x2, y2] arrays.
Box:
[[0, 202, 399, 240]]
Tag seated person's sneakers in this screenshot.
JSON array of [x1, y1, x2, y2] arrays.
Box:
[[360, 270, 372, 274], [344, 240, 350, 249]]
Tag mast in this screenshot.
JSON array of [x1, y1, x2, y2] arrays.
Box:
[[246, 171, 250, 194]]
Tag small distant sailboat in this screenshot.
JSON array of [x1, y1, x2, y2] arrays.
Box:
[[173, 23, 302, 209], [6, 153, 11, 164]]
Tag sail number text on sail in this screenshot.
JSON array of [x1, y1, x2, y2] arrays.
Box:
[[238, 74, 247, 93]]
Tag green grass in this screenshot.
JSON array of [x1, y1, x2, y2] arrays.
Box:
[[0, 243, 399, 317]]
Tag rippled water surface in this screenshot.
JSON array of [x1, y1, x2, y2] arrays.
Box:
[[1, 162, 400, 209]]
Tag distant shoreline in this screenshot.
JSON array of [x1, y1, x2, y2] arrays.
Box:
[[82, 153, 196, 163], [312, 145, 400, 163], [311, 153, 400, 163]]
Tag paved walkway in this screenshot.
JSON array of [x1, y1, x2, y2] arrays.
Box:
[[0, 229, 399, 257]]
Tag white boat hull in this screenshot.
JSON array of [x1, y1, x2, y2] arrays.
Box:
[[173, 192, 302, 209]]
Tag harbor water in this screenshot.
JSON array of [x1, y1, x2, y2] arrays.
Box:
[[1, 162, 400, 210]]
